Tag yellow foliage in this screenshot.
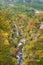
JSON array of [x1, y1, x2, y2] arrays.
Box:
[[20, 14, 26, 18], [14, 38, 18, 42], [2, 32, 9, 38], [29, 30, 33, 34], [12, 58, 18, 65], [39, 35, 43, 40], [29, 40, 36, 48], [23, 59, 29, 65], [4, 39, 10, 45], [35, 50, 43, 57], [10, 47, 16, 54], [29, 53, 33, 56], [29, 18, 33, 22]]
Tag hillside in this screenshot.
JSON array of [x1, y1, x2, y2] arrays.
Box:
[[0, 0, 43, 65], [0, 0, 43, 10]]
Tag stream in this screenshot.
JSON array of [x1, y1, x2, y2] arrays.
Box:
[[16, 39, 25, 65], [17, 43, 23, 65], [12, 24, 25, 65], [18, 52, 23, 65]]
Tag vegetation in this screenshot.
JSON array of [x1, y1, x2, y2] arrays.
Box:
[[0, 2, 43, 65]]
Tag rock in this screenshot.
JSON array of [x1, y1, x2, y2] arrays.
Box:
[[40, 24, 43, 29], [18, 42, 23, 47]]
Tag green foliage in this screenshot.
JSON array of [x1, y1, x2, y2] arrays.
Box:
[[0, 4, 43, 65]]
